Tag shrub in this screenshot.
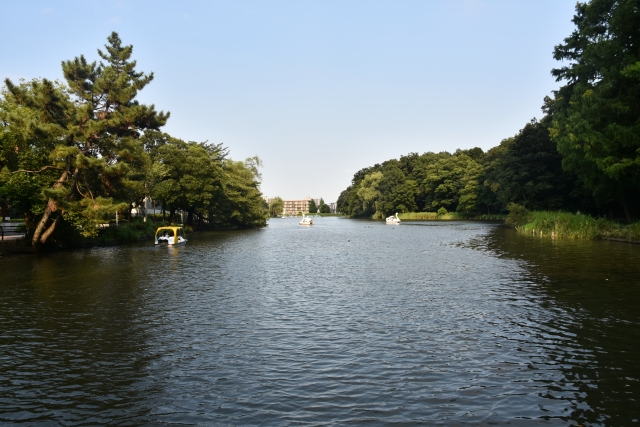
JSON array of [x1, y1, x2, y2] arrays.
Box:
[[505, 203, 531, 228]]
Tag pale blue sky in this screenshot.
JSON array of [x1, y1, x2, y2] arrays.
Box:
[[1, 0, 577, 203]]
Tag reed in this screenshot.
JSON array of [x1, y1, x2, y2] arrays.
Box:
[[515, 210, 640, 241], [398, 212, 466, 220]]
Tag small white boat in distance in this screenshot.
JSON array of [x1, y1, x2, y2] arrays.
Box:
[[300, 214, 314, 226], [386, 213, 401, 224]]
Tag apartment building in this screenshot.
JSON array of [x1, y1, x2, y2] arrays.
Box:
[[283, 197, 311, 214]]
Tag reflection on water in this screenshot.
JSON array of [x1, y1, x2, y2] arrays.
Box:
[[467, 227, 640, 426], [1, 218, 638, 426]]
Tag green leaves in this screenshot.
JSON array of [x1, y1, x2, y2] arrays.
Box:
[[0, 33, 171, 247], [269, 197, 284, 217], [549, 0, 640, 213], [1, 31, 268, 246], [478, 119, 578, 213]]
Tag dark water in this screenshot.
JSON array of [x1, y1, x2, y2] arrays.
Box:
[[1, 218, 639, 426]]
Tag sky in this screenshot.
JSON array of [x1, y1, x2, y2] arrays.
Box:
[[1, 0, 578, 203]]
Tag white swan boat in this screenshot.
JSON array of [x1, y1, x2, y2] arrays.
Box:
[[386, 213, 401, 224], [299, 214, 314, 226]]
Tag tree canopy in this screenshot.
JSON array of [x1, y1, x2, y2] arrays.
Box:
[[0, 33, 267, 249], [548, 0, 640, 220], [339, 0, 639, 221], [269, 197, 284, 217]]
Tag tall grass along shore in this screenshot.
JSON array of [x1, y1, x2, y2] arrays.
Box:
[[398, 212, 507, 221], [506, 204, 640, 242]]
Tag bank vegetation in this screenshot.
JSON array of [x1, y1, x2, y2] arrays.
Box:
[[337, 0, 640, 241], [0, 33, 268, 251]]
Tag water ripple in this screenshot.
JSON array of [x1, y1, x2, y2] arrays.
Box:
[[1, 218, 639, 425]]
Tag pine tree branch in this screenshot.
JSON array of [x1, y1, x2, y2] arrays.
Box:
[[12, 166, 62, 174]]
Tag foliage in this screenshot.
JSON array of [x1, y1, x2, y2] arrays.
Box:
[[337, 1, 640, 225], [504, 203, 532, 229], [548, 0, 640, 220], [338, 150, 486, 219], [269, 196, 284, 217], [215, 159, 268, 228], [398, 212, 438, 220], [477, 118, 582, 214], [516, 211, 640, 242], [0, 33, 167, 249], [518, 211, 605, 239], [0, 33, 268, 250], [308, 199, 317, 213], [398, 212, 472, 221]]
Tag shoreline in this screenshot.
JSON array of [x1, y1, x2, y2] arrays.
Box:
[[4, 214, 640, 258], [509, 209, 640, 244]]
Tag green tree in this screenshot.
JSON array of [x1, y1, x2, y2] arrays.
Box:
[[269, 197, 284, 217], [477, 119, 581, 213], [216, 158, 268, 228], [0, 121, 57, 225], [422, 152, 481, 212], [309, 199, 317, 213], [319, 203, 331, 213], [549, 0, 640, 220], [143, 131, 228, 225], [1, 32, 168, 248], [356, 171, 383, 217]]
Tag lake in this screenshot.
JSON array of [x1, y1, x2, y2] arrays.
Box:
[[1, 217, 639, 426]]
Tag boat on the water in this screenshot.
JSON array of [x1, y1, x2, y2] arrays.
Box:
[[386, 213, 401, 224], [155, 226, 187, 245], [299, 214, 314, 226]]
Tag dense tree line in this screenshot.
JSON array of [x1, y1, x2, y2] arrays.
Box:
[[338, 0, 639, 221], [0, 33, 267, 249]]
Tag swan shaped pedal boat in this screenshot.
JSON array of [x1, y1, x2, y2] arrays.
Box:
[[299, 214, 314, 226], [386, 213, 401, 224], [155, 226, 188, 245]]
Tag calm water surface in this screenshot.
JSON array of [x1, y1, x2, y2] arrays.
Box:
[[1, 218, 639, 426]]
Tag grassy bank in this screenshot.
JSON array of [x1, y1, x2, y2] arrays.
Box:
[[509, 208, 640, 242], [92, 220, 167, 245], [398, 212, 507, 221]]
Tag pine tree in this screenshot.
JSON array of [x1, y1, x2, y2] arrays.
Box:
[[2, 32, 168, 248]]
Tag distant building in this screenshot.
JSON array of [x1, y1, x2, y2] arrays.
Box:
[[283, 197, 311, 214], [131, 196, 163, 216], [329, 202, 336, 214], [262, 195, 270, 204]]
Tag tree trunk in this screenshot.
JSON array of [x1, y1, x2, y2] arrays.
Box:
[[39, 215, 61, 244], [32, 171, 69, 249], [24, 211, 36, 238]]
